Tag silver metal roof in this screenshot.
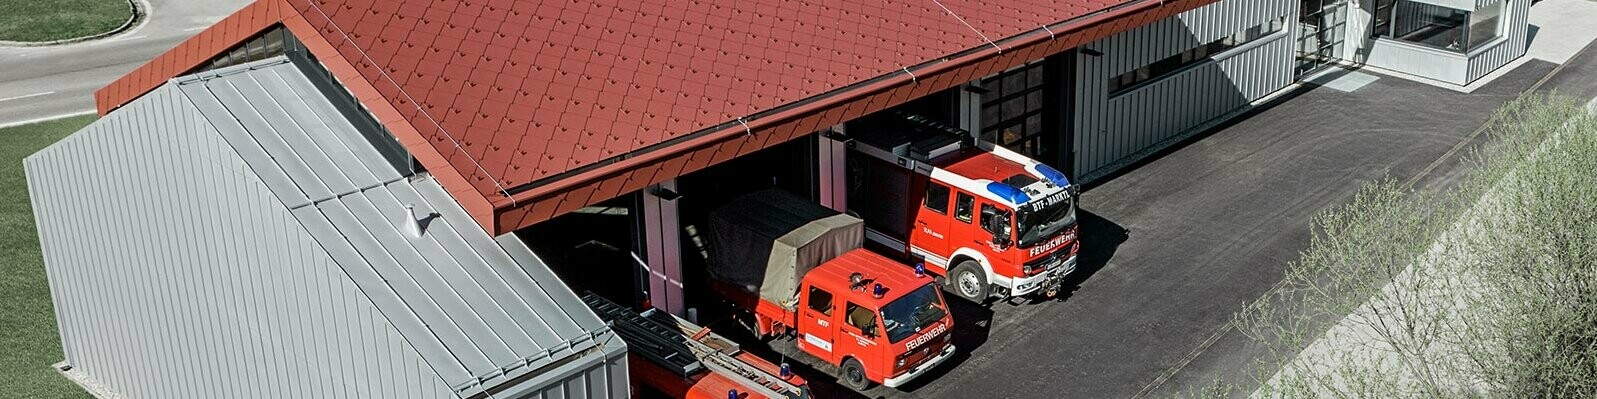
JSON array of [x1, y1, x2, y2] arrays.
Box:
[[172, 58, 619, 396]]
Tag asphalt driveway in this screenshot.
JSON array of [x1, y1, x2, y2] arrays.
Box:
[[816, 56, 1569, 398]]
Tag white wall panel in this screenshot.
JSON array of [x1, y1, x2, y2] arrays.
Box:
[[25, 85, 455, 398], [1073, 0, 1298, 179]]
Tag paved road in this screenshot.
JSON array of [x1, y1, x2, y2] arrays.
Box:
[[0, 0, 250, 128], [763, 43, 1597, 399]]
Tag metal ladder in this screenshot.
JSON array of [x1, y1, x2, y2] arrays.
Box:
[[580, 293, 805, 398]]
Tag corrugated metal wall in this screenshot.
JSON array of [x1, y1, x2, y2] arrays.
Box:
[[1465, 0, 1530, 83], [24, 85, 455, 398], [1360, 38, 1472, 83], [1072, 0, 1298, 179]]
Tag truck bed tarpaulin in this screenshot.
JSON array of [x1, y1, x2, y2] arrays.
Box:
[[707, 189, 863, 310]]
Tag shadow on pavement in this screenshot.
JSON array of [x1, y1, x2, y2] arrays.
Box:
[[1004, 209, 1129, 306], [1052, 209, 1129, 303]]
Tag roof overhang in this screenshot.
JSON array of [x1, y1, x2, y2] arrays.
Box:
[[96, 0, 1217, 235], [487, 0, 1213, 234]]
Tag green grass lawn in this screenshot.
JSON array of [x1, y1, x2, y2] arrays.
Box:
[[1, 116, 95, 399], [0, 0, 132, 43]]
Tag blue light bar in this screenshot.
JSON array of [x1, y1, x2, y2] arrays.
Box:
[[985, 182, 1032, 204], [1036, 164, 1071, 187]]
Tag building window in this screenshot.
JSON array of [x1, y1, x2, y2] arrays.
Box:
[[1470, 1, 1504, 49], [1371, 0, 1503, 53], [1108, 17, 1286, 96], [193, 25, 293, 74], [980, 62, 1047, 158]]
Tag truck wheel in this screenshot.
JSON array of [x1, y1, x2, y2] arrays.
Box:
[[947, 261, 989, 303], [839, 358, 872, 391]]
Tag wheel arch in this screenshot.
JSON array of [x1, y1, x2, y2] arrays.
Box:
[[839, 355, 873, 384], [949, 247, 995, 283]]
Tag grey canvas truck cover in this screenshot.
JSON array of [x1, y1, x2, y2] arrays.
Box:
[[707, 189, 865, 310]]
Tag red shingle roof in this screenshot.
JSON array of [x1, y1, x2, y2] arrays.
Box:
[[98, 0, 1214, 234]]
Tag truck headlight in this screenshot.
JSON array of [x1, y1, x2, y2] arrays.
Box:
[[1023, 263, 1043, 276]]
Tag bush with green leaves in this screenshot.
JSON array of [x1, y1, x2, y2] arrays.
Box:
[[1233, 95, 1597, 398]]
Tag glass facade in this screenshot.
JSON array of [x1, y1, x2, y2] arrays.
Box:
[[1371, 0, 1504, 53], [1297, 0, 1348, 75]]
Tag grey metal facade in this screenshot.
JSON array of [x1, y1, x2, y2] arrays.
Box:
[[26, 58, 627, 399], [1345, 0, 1530, 85], [1071, 0, 1299, 180]]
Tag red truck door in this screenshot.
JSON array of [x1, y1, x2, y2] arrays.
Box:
[[911, 182, 954, 271], [798, 285, 839, 363], [976, 202, 1017, 271], [949, 191, 980, 252], [838, 301, 884, 378]]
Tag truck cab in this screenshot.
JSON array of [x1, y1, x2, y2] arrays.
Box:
[[703, 190, 955, 391], [792, 251, 955, 390], [842, 113, 1081, 303]]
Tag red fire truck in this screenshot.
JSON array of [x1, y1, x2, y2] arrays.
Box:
[[705, 190, 956, 391], [841, 113, 1081, 303], [582, 293, 811, 399]]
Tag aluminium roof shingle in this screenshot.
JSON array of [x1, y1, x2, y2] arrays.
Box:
[[294, 0, 1129, 191], [173, 58, 616, 396]]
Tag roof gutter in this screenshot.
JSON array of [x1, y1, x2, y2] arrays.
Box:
[[499, 0, 1171, 207]]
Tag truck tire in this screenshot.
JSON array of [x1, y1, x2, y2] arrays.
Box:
[[947, 260, 989, 303], [839, 357, 872, 391]]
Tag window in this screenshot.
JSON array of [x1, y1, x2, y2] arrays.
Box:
[[924, 183, 950, 214], [1470, 1, 1504, 49], [1299, 0, 1350, 75], [1372, 0, 1395, 37], [979, 203, 1012, 239], [1108, 18, 1286, 95], [954, 193, 975, 223], [1371, 0, 1499, 52], [808, 287, 835, 316], [980, 62, 1048, 158], [846, 303, 877, 334], [194, 25, 294, 73]]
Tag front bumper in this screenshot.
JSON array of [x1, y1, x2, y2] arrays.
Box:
[[1011, 254, 1078, 296], [882, 344, 956, 388]]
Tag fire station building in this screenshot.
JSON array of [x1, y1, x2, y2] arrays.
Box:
[[26, 0, 1529, 397]]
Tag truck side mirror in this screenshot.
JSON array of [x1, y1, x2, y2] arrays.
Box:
[[862, 324, 879, 338], [997, 234, 1013, 248]]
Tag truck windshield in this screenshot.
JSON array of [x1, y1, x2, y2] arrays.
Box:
[[1017, 192, 1076, 248], [880, 285, 947, 343]]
